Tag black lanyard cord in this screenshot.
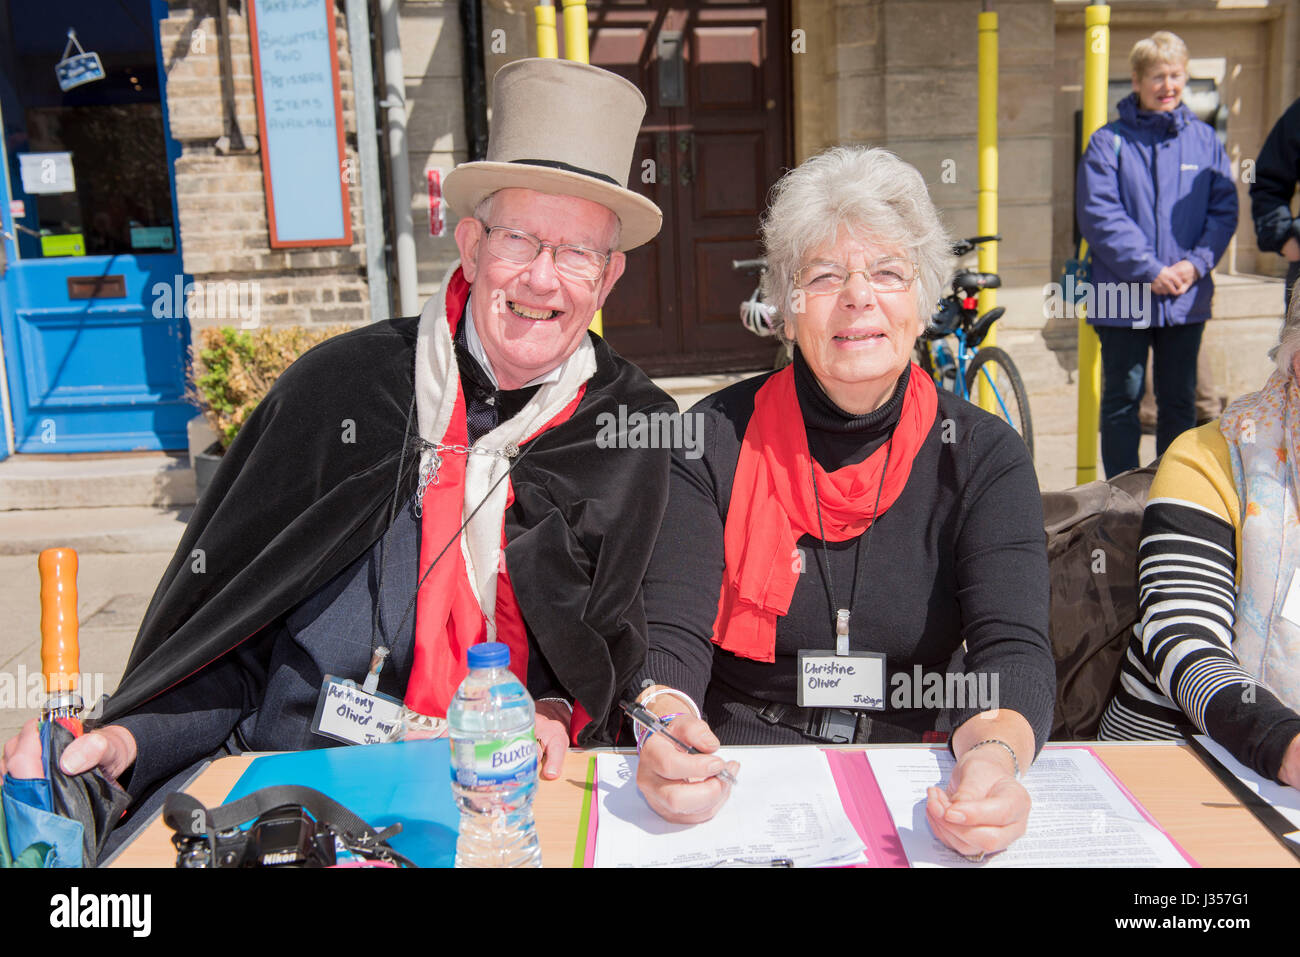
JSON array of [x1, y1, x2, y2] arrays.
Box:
[[809, 433, 893, 641]]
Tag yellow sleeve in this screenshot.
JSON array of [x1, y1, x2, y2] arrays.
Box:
[[1147, 421, 1242, 584]]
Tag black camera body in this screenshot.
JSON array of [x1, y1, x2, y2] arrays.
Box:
[[173, 804, 338, 868]]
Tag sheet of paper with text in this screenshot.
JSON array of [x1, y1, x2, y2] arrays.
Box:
[[868, 747, 1192, 867], [593, 748, 868, 868]]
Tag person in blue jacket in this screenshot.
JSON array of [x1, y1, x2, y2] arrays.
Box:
[[1076, 30, 1238, 478]]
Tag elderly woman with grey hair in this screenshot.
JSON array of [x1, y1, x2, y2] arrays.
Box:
[[1100, 290, 1300, 788], [628, 147, 1055, 857]]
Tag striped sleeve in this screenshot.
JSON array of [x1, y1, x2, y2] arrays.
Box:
[[1100, 424, 1300, 781]]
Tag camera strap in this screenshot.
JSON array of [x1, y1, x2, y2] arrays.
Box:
[[163, 785, 414, 867]]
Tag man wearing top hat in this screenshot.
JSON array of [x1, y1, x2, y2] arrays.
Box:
[[0, 59, 675, 846]]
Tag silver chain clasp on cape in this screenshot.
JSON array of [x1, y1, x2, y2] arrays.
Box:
[[413, 439, 520, 516]]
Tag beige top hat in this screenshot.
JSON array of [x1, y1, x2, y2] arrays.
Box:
[[442, 58, 662, 251]]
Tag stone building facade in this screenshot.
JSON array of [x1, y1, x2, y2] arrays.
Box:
[[160, 0, 371, 329], [158, 0, 1300, 441]]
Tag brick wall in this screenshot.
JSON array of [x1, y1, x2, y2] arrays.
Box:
[[160, 0, 372, 328]]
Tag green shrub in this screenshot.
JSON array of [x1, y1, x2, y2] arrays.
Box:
[[190, 325, 351, 450]]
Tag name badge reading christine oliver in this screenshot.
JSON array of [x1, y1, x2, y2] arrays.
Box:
[[797, 650, 886, 710], [312, 675, 404, 745]]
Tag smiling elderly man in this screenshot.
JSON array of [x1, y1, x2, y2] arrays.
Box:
[[0, 59, 674, 848]]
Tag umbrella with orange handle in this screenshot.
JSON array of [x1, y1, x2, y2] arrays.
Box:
[[38, 547, 84, 736]]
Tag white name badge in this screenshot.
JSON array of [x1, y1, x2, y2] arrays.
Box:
[[311, 675, 404, 745], [1281, 569, 1300, 627], [796, 651, 886, 710]]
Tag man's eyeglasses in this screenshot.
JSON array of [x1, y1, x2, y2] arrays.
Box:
[[480, 223, 611, 281], [793, 258, 919, 295]]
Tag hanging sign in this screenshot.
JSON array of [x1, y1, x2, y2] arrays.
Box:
[[55, 30, 105, 92], [248, 0, 352, 247], [428, 169, 445, 237]]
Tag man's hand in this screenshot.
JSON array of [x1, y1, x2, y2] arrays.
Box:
[[0, 718, 137, 782], [925, 747, 1030, 858], [635, 715, 740, 825], [534, 699, 572, 781], [1283, 236, 1300, 263]]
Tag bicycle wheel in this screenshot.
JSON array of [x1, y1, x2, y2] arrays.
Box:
[[963, 346, 1034, 458]]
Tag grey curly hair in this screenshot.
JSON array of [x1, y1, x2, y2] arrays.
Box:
[[759, 147, 955, 339]]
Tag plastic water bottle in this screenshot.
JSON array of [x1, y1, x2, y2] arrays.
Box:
[[448, 642, 542, 867]]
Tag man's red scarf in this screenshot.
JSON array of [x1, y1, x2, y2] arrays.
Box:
[[710, 363, 937, 662], [404, 270, 585, 719]]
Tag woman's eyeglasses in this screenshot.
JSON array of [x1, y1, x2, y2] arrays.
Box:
[[793, 258, 919, 295]]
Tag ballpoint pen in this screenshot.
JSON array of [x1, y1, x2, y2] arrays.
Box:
[[618, 699, 739, 786]]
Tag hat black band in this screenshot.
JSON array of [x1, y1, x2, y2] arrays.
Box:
[[510, 158, 620, 187]]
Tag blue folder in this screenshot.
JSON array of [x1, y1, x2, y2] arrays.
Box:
[[223, 739, 459, 868]]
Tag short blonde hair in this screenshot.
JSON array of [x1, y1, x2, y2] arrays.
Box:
[[1129, 31, 1189, 79]]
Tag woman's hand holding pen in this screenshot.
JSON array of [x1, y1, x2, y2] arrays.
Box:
[[635, 697, 741, 824]]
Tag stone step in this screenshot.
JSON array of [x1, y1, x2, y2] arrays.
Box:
[[0, 454, 196, 510]]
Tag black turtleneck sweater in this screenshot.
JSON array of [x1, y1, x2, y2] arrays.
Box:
[[632, 352, 1056, 750]]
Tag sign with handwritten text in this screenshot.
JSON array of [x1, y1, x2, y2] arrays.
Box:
[[312, 676, 403, 745], [249, 0, 351, 246], [796, 650, 886, 709]]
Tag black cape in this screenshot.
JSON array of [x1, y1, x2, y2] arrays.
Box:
[[97, 317, 674, 746]]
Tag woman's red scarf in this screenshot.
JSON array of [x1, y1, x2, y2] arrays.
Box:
[[711, 363, 937, 662], [404, 270, 585, 719]]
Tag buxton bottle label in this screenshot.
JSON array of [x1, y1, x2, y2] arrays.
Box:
[[452, 730, 538, 787]]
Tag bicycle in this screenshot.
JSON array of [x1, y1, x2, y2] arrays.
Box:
[[732, 257, 791, 368], [916, 234, 1034, 457]]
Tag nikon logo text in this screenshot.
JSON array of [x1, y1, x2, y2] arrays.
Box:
[[49, 887, 151, 937]]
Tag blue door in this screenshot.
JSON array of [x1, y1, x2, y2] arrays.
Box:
[[0, 0, 191, 454]]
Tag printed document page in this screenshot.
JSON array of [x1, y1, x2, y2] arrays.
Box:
[[1192, 734, 1300, 838], [867, 747, 1190, 867], [594, 748, 869, 868]]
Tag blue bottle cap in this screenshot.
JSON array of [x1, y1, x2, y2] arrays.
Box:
[[467, 642, 510, 669]]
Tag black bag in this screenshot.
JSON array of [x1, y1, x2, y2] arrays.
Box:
[[1043, 465, 1157, 740]]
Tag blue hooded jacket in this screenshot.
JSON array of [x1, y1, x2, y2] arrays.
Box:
[[1076, 93, 1238, 328]]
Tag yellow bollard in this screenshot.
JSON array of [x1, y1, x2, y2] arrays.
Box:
[[558, 0, 601, 335], [561, 0, 590, 64], [976, 8, 998, 414], [1076, 3, 1109, 484], [535, 2, 558, 59]]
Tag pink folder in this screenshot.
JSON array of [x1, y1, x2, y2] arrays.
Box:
[[581, 746, 1196, 868]]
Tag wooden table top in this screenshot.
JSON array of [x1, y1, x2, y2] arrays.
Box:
[[109, 741, 1298, 868]]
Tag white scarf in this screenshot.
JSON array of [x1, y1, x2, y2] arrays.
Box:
[[1220, 369, 1300, 711], [413, 261, 597, 639]]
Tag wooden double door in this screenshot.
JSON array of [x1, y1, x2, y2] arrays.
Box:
[[589, 0, 790, 376]]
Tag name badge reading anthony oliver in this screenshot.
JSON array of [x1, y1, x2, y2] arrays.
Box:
[[311, 675, 404, 745], [796, 650, 886, 710]]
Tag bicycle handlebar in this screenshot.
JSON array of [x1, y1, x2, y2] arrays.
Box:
[[951, 234, 1002, 256]]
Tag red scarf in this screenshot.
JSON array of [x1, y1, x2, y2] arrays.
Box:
[[711, 363, 937, 662], [404, 270, 585, 718]]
